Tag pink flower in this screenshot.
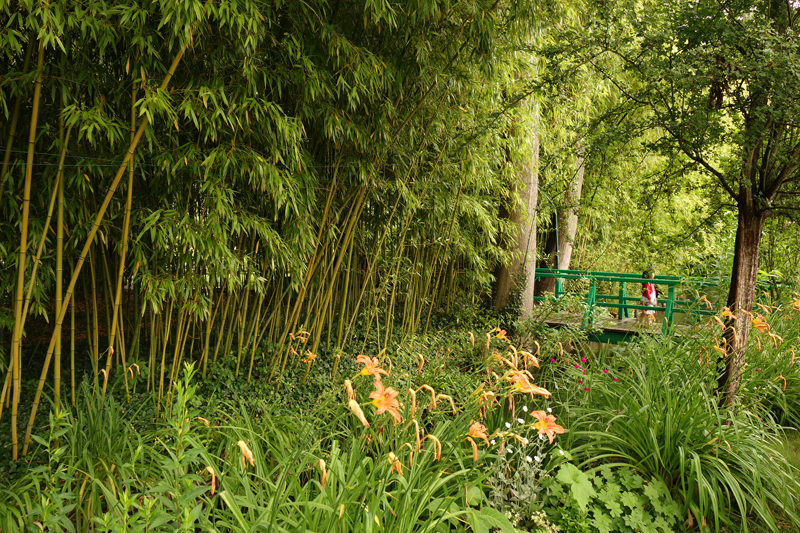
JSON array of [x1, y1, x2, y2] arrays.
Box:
[[551, 358, 556, 363], [581, 358, 586, 363], [578, 380, 583, 384], [755, 369, 761, 372], [602, 369, 608, 374], [574, 364, 580, 368], [584, 387, 590, 391], [613, 377, 619, 382]]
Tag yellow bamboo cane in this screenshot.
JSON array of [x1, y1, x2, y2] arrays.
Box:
[[0, 35, 34, 204], [22, 45, 189, 455], [11, 41, 45, 460], [101, 77, 137, 396]]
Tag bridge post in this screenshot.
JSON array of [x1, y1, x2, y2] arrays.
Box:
[[583, 278, 596, 327], [619, 282, 628, 319], [661, 285, 676, 335]]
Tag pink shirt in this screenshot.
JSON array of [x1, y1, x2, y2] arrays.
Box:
[[642, 282, 656, 301]]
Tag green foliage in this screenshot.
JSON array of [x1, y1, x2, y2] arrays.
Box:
[[565, 337, 800, 532], [542, 464, 681, 533], [1, 332, 546, 531]]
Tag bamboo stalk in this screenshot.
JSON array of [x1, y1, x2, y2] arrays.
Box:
[[89, 245, 100, 369], [305, 187, 368, 356], [0, 370, 10, 424], [422, 186, 462, 335], [165, 311, 191, 410], [22, 44, 190, 455], [70, 274, 76, 407], [82, 272, 94, 364], [55, 117, 68, 410], [242, 293, 263, 381], [270, 162, 342, 373], [201, 290, 224, 375], [0, 35, 34, 204], [234, 282, 252, 377], [341, 186, 406, 351], [0, 164, 63, 417], [157, 300, 175, 414], [101, 77, 137, 395], [212, 291, 231, 364], [148, 310, 157, 392], [19, 128, 70, 333], [11, 41, 45, 460], [335, 242, 354, 350]]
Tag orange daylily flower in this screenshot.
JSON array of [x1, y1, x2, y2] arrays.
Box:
[[468, 331, 475, 347], [355, 355, 389, 379], [437, 394, 457, 415], [698, 296, 713, 310], [792, 294, 800, 313], [477, 390, 496, 419], [387, 452, 403, 475], [236, 440, 255, 468], [369, 380, 402, 424], [465, 437, 479, 461], [721, 307, 737, 320], [468, 421, 490, 446], [530, 410, 565, 444], [508, 373, 551, 398], [417, 384, 437, 409], [520, 350, 539, 368], [495, 328, 509, 341], [425, 434, 442, 461], [751, 314, 769, 333], [416, 354, 425, 374], [204, 466, 217, 495], [754, 302, 772, 315], [712, 340, 727, 357], [768, 332, 783, 348]]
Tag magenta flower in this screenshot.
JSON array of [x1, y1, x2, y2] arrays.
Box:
[[551, 358, 556, 363], [613, 377, 619, 382], [578, 380, 583, 384], [581, 357, 587, 363], [574, 364, 580, 369], [584, 387, 590, 391], [602, 369, 608, 374]]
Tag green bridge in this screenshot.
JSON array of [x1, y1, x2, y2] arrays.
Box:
[[533, 268, 720, 344]]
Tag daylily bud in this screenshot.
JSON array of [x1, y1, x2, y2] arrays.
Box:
[[348, 400, 370, 427], [236, 440, 255, 468], [319, 459, 327, 488]]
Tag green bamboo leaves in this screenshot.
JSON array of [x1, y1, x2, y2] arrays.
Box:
[[0, 0, 542, 459]]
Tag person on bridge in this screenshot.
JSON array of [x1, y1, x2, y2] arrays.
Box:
[[636, 271, 658, 324]]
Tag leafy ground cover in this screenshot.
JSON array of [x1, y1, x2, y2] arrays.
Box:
[[2, 295, 800, 532]]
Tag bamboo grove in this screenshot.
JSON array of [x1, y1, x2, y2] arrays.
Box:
[[0, 0, 544, 458]]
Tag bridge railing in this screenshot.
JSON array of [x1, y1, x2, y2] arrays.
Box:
[[533, 268, 718, 335]]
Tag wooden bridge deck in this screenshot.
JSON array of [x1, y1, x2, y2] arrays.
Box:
[[542, 313, 696, 343]]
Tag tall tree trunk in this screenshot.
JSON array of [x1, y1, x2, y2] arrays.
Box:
[[535, 146, 585, 296], [494, 104, 539, 317], [716, 188, 765, 408]]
